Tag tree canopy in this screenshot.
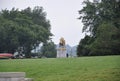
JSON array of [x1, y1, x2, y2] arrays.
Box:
[[77, 0, 120, 56], [0, 6, 53, 58]]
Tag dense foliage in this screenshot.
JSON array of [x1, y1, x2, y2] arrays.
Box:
[[0, 6, 53, 57], [40, 41, 57, 58], [77, 0, 120, 56]]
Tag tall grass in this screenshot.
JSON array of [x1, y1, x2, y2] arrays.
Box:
[[0, 56, 120, 81]]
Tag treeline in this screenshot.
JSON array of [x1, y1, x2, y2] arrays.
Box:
[[77, 0, 120, 56], [0, 6, 55, 58]]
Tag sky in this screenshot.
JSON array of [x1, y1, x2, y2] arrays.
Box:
[[0, 0, 85, 46]]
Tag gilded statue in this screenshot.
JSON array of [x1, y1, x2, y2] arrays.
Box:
[[59, 37, 65, 46]]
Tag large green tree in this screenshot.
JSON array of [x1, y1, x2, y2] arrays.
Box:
[[0, 6, 52, 58], [77, 0, 120, 56]]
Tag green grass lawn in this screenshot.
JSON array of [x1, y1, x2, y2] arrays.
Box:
[[0, 56, 120, 81]]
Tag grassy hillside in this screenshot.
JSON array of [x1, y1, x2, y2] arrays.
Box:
[[0, 56, 120, 81]]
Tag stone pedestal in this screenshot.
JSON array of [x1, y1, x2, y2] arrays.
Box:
[[57, 47, 66, 58], [0, 72, 33, 81]]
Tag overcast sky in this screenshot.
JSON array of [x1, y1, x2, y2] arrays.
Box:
[[0, 0, 85, 46]]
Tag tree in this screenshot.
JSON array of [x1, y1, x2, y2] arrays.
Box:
[[40, 41, 57, 58], [77, 35, 94, 56], [0, 16, 19, 53], [0, 6, 53, 58], [79, 0, 120, 36], [88, 22, 120, 55], [77, 0, 120, 56]]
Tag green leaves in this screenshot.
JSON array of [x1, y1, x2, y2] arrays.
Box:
[[41, 41, 57, 58], [77, 0, 120, 56], [0, 6, 52, 57]]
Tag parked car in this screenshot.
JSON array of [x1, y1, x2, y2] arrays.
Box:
[[0, 53, 13, 59]]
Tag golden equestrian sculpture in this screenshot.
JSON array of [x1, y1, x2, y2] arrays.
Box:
[[59, 37, 65, 46]]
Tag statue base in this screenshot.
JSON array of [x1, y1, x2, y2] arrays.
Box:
[[57, 47, 66, 58]]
